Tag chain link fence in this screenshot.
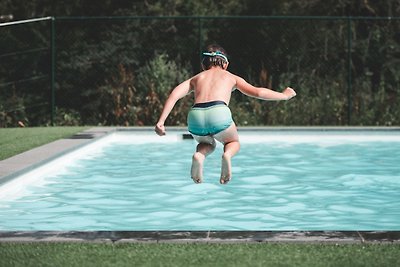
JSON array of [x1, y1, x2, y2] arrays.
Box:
[[0, 17, 52, 127], [1, 16, 399, 127]]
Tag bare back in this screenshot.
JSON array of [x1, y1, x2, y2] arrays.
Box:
[[190, 67, 236, 104]]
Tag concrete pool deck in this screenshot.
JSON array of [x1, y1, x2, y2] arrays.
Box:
[[0, 231, 400, 244], [1, 126, 400, 243]]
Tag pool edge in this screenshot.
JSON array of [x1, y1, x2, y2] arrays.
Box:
[[0, 231, 399, 244]]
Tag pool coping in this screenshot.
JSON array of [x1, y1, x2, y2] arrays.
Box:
[[1, 126, 400, 244], [0, 231, 399, 244]]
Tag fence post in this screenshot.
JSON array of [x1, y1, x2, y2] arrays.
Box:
[[50, 16, 56, 126], [347, 17, 353, 125], [198, 17, 203, 64]]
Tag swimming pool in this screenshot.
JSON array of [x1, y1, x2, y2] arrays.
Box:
[[0, 129, 399, 231]]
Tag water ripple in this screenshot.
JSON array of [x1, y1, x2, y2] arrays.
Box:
[[0, 135, 399, 231]]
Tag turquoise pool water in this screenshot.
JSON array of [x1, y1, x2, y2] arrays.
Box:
[[0, 130, 399, 230]]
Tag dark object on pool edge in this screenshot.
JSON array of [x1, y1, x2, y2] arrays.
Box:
[[68, 133, 95, 139], [182, 134, 194, 140]]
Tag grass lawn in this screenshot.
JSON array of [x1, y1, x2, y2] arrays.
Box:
[[1, 242, 399, 267], [1, 127, 399, 266], [0, 126, 89, 160]]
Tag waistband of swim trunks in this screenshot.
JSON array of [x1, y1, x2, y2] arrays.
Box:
[[192, 100, 227, 108]]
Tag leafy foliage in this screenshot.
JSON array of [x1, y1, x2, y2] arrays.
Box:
[[1, 0, 399, 127]]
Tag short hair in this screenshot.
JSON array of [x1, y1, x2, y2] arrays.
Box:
[[201, 44, 229, 69]]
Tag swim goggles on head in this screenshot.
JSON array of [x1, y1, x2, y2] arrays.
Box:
[[202, 51, 229, 63]]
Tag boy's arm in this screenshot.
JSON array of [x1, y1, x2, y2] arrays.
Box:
[[155, 79, 192, 136], [235, 76, 296, 101]]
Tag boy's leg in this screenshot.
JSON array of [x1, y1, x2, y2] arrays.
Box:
[[213, 123, 240, 184], [220, 141, 240, 184], [191, 136, 216, 183]]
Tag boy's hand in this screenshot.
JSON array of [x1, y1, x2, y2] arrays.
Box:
[[155, 123, 166, 136], [283, 87, 296, 100]]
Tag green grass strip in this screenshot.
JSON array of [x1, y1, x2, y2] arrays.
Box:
[[0, 127, 89, 160], [1, 243, 399, 267]]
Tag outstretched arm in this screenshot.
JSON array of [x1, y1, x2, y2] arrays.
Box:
[[235, 76, 296, 101], [155, 79, 192, 136]]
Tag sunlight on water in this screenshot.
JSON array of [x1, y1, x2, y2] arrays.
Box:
[[0, 131, 399, 230]]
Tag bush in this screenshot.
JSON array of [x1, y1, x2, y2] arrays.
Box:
[[76, 54, 192, 126], [135, 53, 192, 126]]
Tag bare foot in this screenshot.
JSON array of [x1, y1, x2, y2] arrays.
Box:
[[191, 152, 205, 183], [220, 153, 232, 184]]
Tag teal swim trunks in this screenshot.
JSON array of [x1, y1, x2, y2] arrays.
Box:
[[187, 101, 233, 136]]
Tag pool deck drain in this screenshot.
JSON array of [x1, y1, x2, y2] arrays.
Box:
[[0, 231, 399, 244]]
